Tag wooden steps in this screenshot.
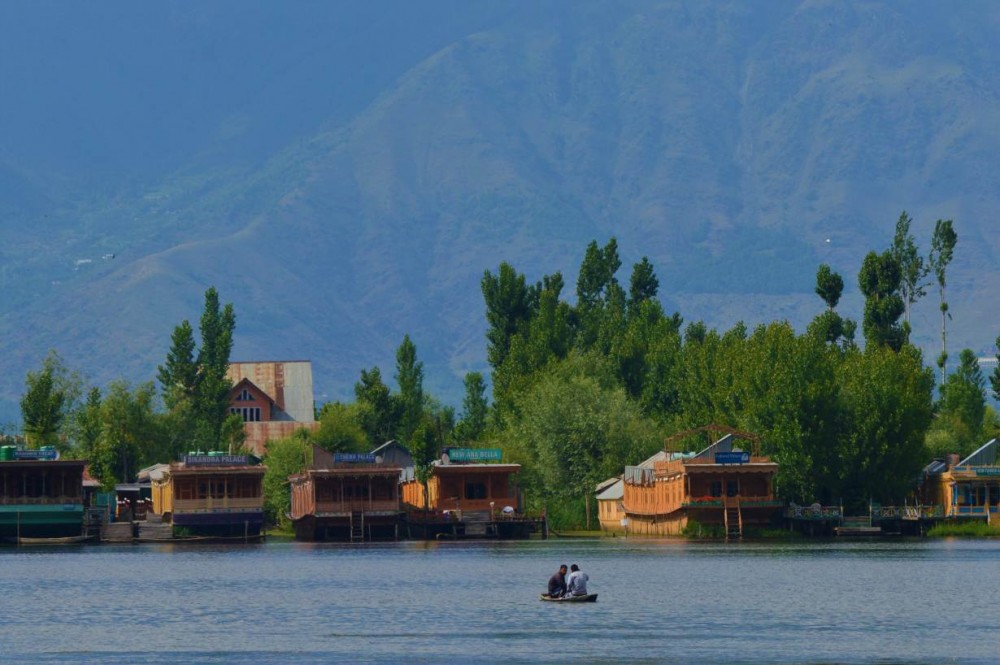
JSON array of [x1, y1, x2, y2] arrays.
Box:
[[350, 511, 364, 542]]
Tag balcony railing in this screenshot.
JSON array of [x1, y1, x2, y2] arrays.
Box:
[[315, 499, 400, 513], [0, 496, 81, 506], [173, 497, 262, 512]]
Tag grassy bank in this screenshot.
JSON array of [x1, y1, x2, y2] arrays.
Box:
[[927, 521, 1000, 537]]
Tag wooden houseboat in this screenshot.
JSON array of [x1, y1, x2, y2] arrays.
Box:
[[150, 453, 265, 539], [622, 429, 782, 537], [919, 439, 1000, 521], [0, 447, 87, 540], [289, 446, 404, 541], [596, 452, 667, 534], [401, 448, 542, 538]]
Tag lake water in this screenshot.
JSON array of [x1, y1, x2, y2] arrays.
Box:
[[1, 537, 997, 664]]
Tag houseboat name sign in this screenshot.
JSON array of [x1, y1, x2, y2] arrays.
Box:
[[715, 451, 751, 465], [184, 455, 249, 466], [445, 448, 502, 463], [334, 453, 377, 463]]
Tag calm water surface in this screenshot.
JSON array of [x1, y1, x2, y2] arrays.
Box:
[[1, 537, 997, 664]]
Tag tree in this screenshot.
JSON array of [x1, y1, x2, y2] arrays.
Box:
[[408, 416, 441, 511], [928, 219, 957, 383], [156, 320, 197, 409], [394, 335, 424, 445], [158, 287, 237, 450], [991, 334, 1000, 403], [858, 251, 907, 351], [19, 350, 81, 449], [90, 380, 160, 488], [482, 263, 535, 372], [193, 287, 237, 447], [890, 211, 929, 323], [313, 402, 368, 453], [575, 238, 622, 349], [815, 264, 844, 310], [262, 430, 312, 525], [934, 349, 987, 456], [73, 387, 103, 459], [810, 264, 854, 346], [628, 257, 659, 311], [354, 367, 400, 447], [455, 372, 489, 443]]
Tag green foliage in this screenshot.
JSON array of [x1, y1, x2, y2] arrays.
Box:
[[575, 238, 622, 350], [628, 257, 659, 310], [313, 402, 368, 453], [930, 349, 987, 457], [454, 371, 489, 443], [929, 219, 957, 381], [858, 250, 907, 351], [681, 519, 725, 539], [890, 211, 929, 322], [262, 431, 312, 526], [815, 263, 844, 310], [395, 334, 424, 445], [354, 366, 400, 448], [19, 350, 82, 450], [157, 287, 236, 451], [90, 380, 160, 489], [408, 416, 442, 509], [927, 521, 1000, 538], [482, 262, 535, 371], [992, 334, 1000, 402]]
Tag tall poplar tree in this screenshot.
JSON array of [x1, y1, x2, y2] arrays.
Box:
[[890, 211, 929, 323], [395, 334, 424, 445], [456, 371, 488, 443], [928, 219, 957, 383], [858, 251, 907, 352]]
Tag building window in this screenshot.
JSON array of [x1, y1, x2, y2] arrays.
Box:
[[236, 388, 253, 402], [465, 482, 487, 500], [709, 481, 722, 498]]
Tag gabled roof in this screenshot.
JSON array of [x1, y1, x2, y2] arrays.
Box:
[[694, 434, 742, 459], [227, 361, 316, 422], [229, 377, 275, 405]]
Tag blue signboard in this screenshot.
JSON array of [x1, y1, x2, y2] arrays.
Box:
[[334, 453, 377, 463], [184, 454, 249, 466], [14, 448, 59, 461], [975, 467, 1000, 476], [715, 451, 750, 465], [446, 448, 502, 462]]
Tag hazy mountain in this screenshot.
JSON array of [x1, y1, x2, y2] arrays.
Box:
[[3, 1, 1000, 421]]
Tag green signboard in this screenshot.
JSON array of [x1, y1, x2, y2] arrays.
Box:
[[446, 448, 502, 463], [974, 467, 1000, 476]]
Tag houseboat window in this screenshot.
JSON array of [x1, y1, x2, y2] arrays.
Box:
[[709, 481, 722, 498], [211, 479, 225, 499], [177, 481, 195, 500], [726, 480, 739, 497], [991, 486, 1000, 506], [24, 473, 43, 498], [465, 482, 487, 500]]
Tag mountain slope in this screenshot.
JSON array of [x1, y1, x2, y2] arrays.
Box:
[[2, 1, 1000, 420]]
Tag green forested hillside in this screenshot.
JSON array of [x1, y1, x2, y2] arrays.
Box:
[[2, 1, 1000, 420]]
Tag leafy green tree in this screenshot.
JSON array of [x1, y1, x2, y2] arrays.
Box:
[[156, 320, 197, 409], [454, 372, 489, 443], [19, 350, 81, 450], [928, 219, 957, 383], [809, 264, 855, 346], [312, 402, 368, 453], [394, 334, 424, 445], [933, 349, 987, 456], [890, 211, 929, 323], [628, 257, 659, 311], [354, 367, 400, 447], [858, 251, 907, 351], [482, 262, 535, 372], [408, 416, 441, 511], [262, 430, 312, 525], [991, 334, 1000, 402], [575, 238, 622, 350], [834, 345, 933, 509], [193, 287, 236, 447], [498, 352, 661, 528], [90, 380, 160, 488], [73, 387, 103, 459]]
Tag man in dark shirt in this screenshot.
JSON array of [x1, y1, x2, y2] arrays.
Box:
[[547, 564, 568, 597]]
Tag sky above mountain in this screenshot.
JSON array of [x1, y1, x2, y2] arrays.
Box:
[[2, 1, 999, 421]]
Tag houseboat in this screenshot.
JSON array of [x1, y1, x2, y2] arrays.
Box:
[[400, 448, 542, 538], [149, 453, 265, 539], [596, 452, 667, 534], [289, 446, 404, 541], [0, 446, 87, 541], [919, 438, 1000, 521], [621, 429, 782, 537]]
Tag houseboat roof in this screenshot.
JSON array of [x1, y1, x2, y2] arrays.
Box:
[[0, 459, 86, 469], [596, 479, 624, 501], [296, 466, 403, 479], [959, 438, 998, 467]]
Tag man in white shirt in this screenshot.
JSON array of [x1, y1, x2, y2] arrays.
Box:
[[565, 563, 589, 596]]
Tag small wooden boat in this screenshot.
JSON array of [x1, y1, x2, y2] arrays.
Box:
[[540, 593, 598, 603]]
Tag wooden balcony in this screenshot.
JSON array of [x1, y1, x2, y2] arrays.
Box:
[[173, 497, 263, 513], [315, 499, 401, 514]]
